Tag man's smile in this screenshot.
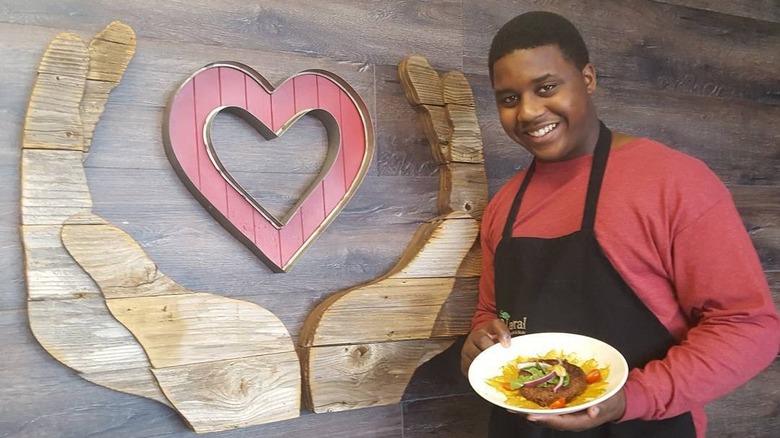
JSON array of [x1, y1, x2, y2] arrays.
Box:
[[526, 122, 559, 138]]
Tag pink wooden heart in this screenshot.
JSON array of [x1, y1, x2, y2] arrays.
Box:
[[163, 62, 374, 272]]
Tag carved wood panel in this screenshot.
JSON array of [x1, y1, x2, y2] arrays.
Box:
[[20, 22, 485, 432]]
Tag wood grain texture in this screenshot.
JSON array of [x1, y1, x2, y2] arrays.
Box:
[[0, 20, 378, 172], [17, 25, 175, 410], [403, 393, 492, 438], [438, 162, 488, 220], [399, 56, 485, 165], [445, 103, 485, 164], [430, 277, 479, 338], [387, 213, 479, 279], [398, 55, 445, 106], [27, 298, 169, 404], [81, 21, 137, 149], [413, 104, 452, 164], [732, 186, 780, 271], [21, 32, 87, 152], [61, 219, 302, 425], [463, 0, 780, 104], [19, 21, 307, 434], [3, 308, 398, 437], [300, 211, 479, 346], [704, 358, 780, 437], [20, 149, 92, 226], [22, 224, 103, 300], [302, 277, 457, 346], [0, 305, 400, 438], [107, 292, 298, 368], [595, 86, 780, 186], [403, 337, 473, 400], [303, 338, 457, 413], [27, 298, 154, 374], [299, 52, 487, 416], [652, 0, 780, 24], [768, 271, 779, 304], [61, 218, 191, 299], [398, 55, 488, 219], [455, 240, 483, 277], [74, 170, 440, 303], [153, 353, 301, 433], [0, 0, 466, 70], [81, 366, 172, 407], [441, 71, 477, 107], [299, 183, 479, 411], [375, 63, 443, 178]]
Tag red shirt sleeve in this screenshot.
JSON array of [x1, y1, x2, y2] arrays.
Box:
[[472, 225, 498, 330], [620, 195, 780, 421]]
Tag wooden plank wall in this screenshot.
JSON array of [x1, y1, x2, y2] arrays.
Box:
[[0, 0, 777, 437]]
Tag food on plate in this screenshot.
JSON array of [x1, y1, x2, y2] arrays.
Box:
[[486, 350, 610, 410], [516, 359, 588, 407]]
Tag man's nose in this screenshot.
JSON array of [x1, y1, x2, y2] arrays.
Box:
[[517, 95, 544, 121]]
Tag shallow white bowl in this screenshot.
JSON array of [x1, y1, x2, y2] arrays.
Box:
[[468, 332, 629, 415]]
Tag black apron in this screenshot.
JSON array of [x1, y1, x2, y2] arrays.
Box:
[[489, 122, 696, 438]]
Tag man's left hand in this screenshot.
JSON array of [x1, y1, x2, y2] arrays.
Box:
[[524, 389, 626, 432]]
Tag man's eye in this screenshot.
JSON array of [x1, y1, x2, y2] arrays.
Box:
[[539, 84, 556, 93], [500, 95, 518, 105]]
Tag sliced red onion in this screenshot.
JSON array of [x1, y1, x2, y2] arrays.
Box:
[[516, 362, 551, 371], [553, 376, 565, 392], [552, 360, 567, 392], [522, 371, 556, 388]]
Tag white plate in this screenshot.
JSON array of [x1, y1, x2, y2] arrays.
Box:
[[468, 332, 628, 415]]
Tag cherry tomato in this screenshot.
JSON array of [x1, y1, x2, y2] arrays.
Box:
[[549, 397, 566, 409], [586, 369, 602, 384]]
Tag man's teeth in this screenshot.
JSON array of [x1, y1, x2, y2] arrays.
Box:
[[528, 123, 557, 137]]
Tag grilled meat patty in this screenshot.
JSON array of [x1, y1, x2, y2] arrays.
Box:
[[519, 359, 588, 407]]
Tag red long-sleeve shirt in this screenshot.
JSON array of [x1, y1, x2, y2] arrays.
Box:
[[472, 137, 779, 437]]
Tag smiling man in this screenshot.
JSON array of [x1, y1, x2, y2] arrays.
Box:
[[460, 11, 779, 438]]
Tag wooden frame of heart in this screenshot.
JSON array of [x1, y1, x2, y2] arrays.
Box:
[[163, 62, 375, 273]]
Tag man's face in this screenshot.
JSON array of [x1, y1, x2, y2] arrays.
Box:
[[492, 44, 598, 162]]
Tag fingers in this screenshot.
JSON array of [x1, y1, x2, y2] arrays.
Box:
[[23, 32, 88, 153], [487, 319, 512, 347], [398, 55, 488, 219], [526, 411, 590, 432], [82, 21, 136, 151], [526, 389, 626, 432], [460, 319, 511, 375], [460, 332, 483, 375], [475, 318, 512, 348]]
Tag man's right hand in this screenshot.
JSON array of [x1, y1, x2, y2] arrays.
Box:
[[461, 318, 512, 376]]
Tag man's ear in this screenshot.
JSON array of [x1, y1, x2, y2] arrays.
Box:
[[582, 63, 597, 94]]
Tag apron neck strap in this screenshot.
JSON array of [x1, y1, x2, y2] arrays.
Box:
[[502, 159, 535, 238], [581, 121, 612, 231], [502, 120, 612, 238]]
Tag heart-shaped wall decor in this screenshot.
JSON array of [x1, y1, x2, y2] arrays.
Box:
[[163, 62, 374, 272]]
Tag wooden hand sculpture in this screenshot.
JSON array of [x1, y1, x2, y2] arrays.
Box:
[[21, 23, 300, 433], [21, 21, 488, 430], [297, 56, 488, 412]]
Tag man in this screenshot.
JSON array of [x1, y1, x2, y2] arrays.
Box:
[[461, 11, 779, 438]]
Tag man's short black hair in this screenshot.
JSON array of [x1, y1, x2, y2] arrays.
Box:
[[488, 11, 590, 80]]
